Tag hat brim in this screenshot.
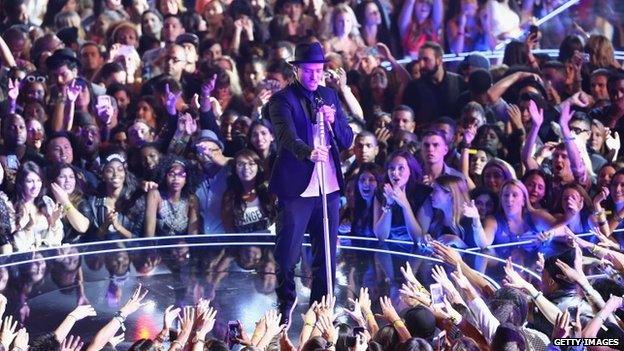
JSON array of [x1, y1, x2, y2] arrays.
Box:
[[288, 59, 330, 65]]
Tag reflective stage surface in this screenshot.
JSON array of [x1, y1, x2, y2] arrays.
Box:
[[0, 234, 540, 348]]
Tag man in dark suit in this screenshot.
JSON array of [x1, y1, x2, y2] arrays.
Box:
[[267, 42, 354, 325]]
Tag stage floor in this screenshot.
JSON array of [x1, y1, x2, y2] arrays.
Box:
[[0, 234, 540, 348]]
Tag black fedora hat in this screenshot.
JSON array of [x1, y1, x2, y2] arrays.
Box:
[[288, 42, 329, 65]]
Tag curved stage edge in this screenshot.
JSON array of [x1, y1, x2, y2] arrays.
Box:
[[0, 234, 541, 348]]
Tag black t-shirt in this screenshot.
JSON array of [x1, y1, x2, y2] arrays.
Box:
[[401, 72, 466, 124]]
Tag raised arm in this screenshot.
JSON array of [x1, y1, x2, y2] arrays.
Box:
[[487, 71, 540, 104], [522, 99, 543, 171], [398, 0, 416, 40], [87, 285, 150, 351], [560, 101, 589, 185], [55, 305, 97, 343]]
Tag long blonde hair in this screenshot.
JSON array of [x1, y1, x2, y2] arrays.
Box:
[[322, 4, 362, 39], [586, 35, 621, 69], [499, 179, 535, 216], [435, 175, 470, 229]]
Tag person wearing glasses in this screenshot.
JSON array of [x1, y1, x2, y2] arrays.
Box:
[[144, 157, 199, 236], [221, 149, 276, 233], [567, 113, 608, 174]]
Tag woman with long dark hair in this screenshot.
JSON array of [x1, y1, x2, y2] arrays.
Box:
[[47, 163, 89, 243], [373, 150, 428, 243], [82, 153, 138, 241], [221, 149, 276, 233], [144, 157, 199, 236], [246, 119, 276, 178], [12, 161, 64, 252], [351, 163, 385, 238]]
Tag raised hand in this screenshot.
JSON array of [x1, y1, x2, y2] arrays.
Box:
[[316, 314, 337, 344], [60, 335, 83, 351], [399, 262, 421, 286], [382, 184, 396, 206], [176, 112, 198, 136], [119, 284, 150, 318], [528, 99, 544, 128], [399, 281, 431, 307], [165, 83, 182, 115], [462, 200, 480, 219], [7, 78, 19, 101], [501, 259, 532, 292], [391, 185, 410, 209], [377, 296, 401, 323], [431, 265, 457, 295], [66, 80, 81, 103], [264, 309, 285, 337], [593, 187, 609, 208], [559, 101, 573, 134], [202, 74, 218, 99], [375, 42, 393, 61], [462, 125, 477, 145], [353, 331, 370, 351], [606, 130, 620, 152], [0, 315, 19, 349], [0, 293, 6, 318], [198, 306, 218, 337], [507, 104, 523, 130], [13, 327, 29, 351], [449, 264, 473, 292], [50, 182, 71, 206], [163, 305, 181, 330], [345, 298, 365, 325], [68, 304, 97, 321], [431, 241, 464, 267]]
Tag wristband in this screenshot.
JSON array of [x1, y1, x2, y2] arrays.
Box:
[[392, 319, 405, 328], [114, 310, 127, 322], [171, 340, 183, 349], [365, 313, 374, 321], [304, 321, 315, 328], [591, 244, 600, 255], [563, 136, 575, 143], [530, 291, 543, 300]]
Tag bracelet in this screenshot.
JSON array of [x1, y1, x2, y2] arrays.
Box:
[[365, 313, 374, 321], [171, 340, 183, 349], [591, 244, 600, 255], [63, 203, 74, 213], [114, 310, 127, 322], [192, 337, 206, 344], [563, 136, 575, 143], [392, 319, 405, 328], [114, 316, 126, 332], [382, 204, 392, 213], [304, 321, 315, 328], [530, 291, 543, 300]]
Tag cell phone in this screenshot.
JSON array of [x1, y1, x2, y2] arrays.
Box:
[[353, 326, 365, 336], [97, 95, 112, 109], [430, 283, 445, 308], [117, 44, 136, 58], [582, 53, 590, 63], [433, 330, 447, 350], [227, 320, 240, 345], [529, 25, 539, 36], [6, 155, 18, 170]]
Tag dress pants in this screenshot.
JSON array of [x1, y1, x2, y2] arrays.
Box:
[[274, 191, 339, 308]]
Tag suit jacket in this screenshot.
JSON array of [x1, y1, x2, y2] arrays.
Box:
[[267, 82, 354, 198]]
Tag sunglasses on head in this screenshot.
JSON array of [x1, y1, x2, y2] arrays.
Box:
[[25, 75, 46, 83]]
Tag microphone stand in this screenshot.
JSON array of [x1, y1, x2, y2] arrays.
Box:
[[316, 108, 333, 298]]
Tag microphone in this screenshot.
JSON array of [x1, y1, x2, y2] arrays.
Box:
[[314, 95, 336, 140]]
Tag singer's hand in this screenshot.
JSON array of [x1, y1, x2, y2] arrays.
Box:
[[310, 145, 330, 163], [319, 105, 336, 124]]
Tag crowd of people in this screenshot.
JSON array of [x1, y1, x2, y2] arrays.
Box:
[[0, 0, 623, 349]]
